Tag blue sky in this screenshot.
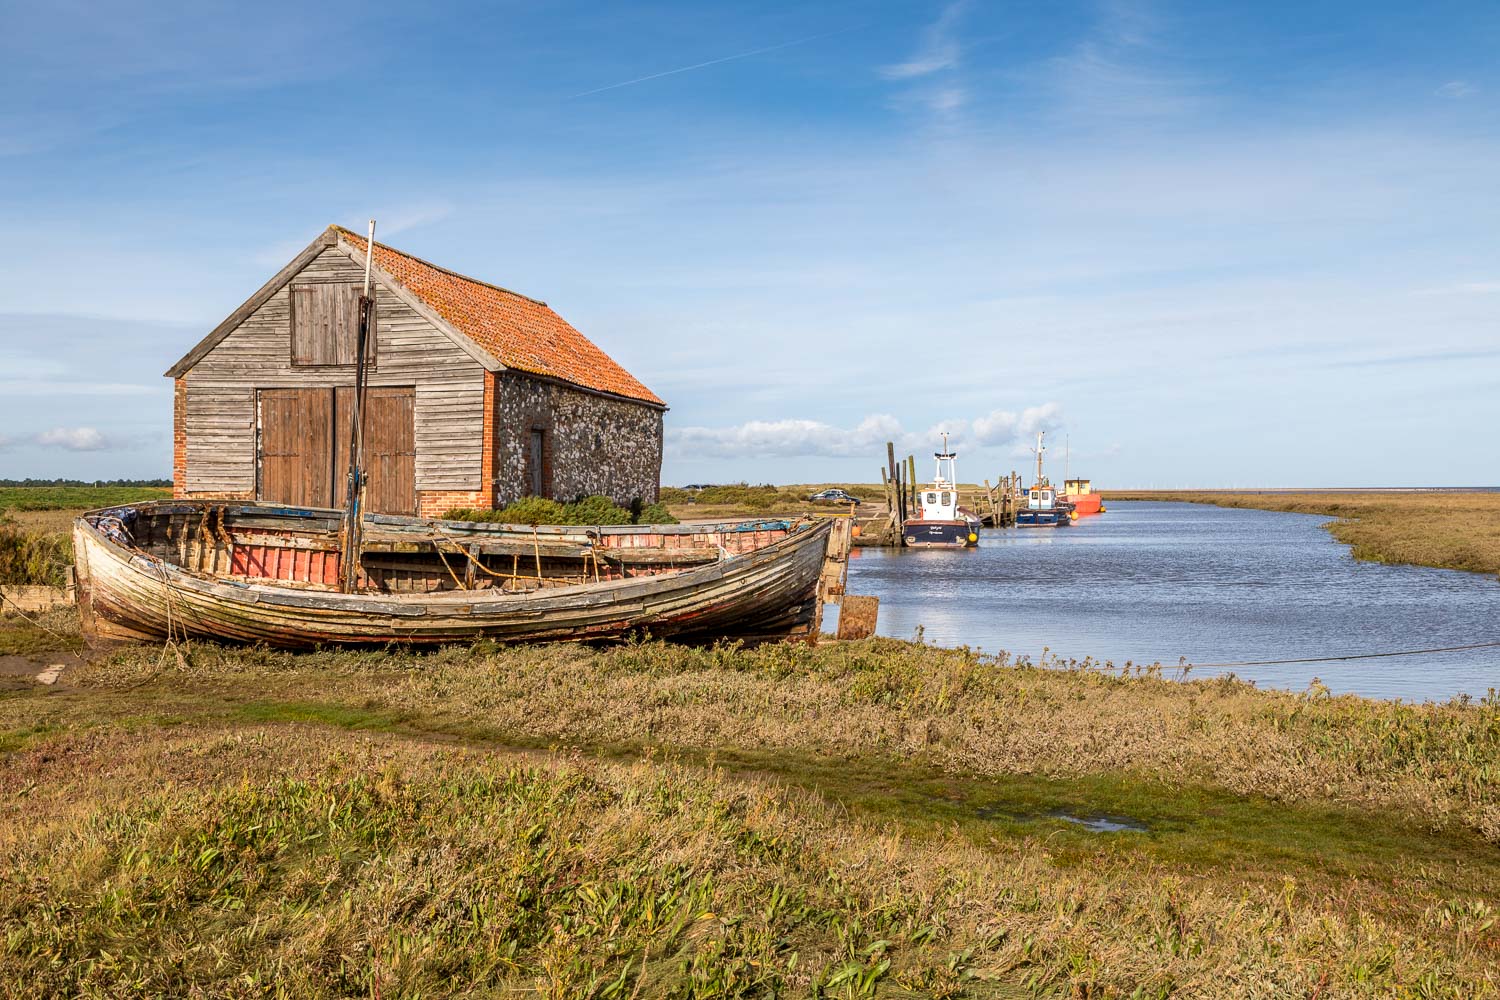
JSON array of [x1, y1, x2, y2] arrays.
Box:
[[1, 0, 1497, 486]]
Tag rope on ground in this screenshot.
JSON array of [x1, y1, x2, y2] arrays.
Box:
[[1187, 640, 1500, 669], [0, 589, 73, 640]]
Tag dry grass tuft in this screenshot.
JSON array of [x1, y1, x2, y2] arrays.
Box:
[[3, 614, 1499, 996]]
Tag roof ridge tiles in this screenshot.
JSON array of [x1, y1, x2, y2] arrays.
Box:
[[330, 225, 549, 307]]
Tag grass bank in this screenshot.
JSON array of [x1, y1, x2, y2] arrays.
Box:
[[1111, 491, 1500, 577], [662, 483, 885, 520], [0, 486, 171, 587], [3, 615, 1498, 996]]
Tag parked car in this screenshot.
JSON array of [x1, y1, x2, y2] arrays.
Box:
[[809, 488, 862, 506]]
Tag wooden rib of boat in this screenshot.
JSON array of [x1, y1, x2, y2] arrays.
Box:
[[73, 501, 833, 647]]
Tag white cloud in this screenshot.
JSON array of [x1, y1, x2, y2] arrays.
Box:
[[35, 427, 112, 451], [879, 1, 967, 80], [669, 405, 1062, 460], [1436, 80, 1477, 99], [880, 2, 970, 121], [0, 378, 157, 396], [670, 414, 902, 459], [1413, 280, 1500, 296]]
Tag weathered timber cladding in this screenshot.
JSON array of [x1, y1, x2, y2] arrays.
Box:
[[183, 246, 484, 494], [493, 371, 663, 506], [290, 283, 375, 366], [258, 387, 335, 508]]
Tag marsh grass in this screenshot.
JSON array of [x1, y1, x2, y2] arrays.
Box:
[[1112, 491, 1500, 577], [3, 617, 1499, 996], [662, 483, 887, 519], [0, 485, 169, 513], [446, 495, 677, 526], [0, 518, 72, 587]]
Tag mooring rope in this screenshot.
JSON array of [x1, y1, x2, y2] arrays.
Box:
[[0, 589, 73, 641], [1186, 640, 1500, 669]]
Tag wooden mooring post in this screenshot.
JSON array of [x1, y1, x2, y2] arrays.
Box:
[[814, 510, 878, 640]]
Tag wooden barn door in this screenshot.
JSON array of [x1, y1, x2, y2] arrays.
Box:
[[335, 386, 416, 516], [259, 386, 416, 515], [258, 388, 334, 508]]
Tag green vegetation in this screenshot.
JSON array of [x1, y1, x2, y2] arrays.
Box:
[[2, 614, 1498, 996], [0, 517, 72, 587], [1113, 491, 1500, 576], [445, 494, 677, 526], [662, 483, 885, 518], [0, 484, 170, 513]]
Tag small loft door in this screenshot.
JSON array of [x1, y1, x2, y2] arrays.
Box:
[[528, 428, 546, 496], [257, 386, 416, 515]]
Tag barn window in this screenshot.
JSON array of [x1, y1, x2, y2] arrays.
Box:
[[290, 283, 376, 366]]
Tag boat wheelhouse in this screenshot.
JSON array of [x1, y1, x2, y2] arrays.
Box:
[[1016, 431, 1075, 528], [902, 434, 982, 547]]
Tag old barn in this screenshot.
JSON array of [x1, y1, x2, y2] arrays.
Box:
[[167, 226, 665, 518]]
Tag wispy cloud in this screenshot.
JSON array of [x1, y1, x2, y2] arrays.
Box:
[[1436, 80, 1477, 99], [880, 1, 967, 79], [669, 404, 1062, 459], [35, 427, 113, 452], [1325, 347, 1500, 370], [879, 1, 969, 120], [570, 30, 847, 99], [376, 201, 457, 239], [0, 378, 157, 396], [1413, 280, 1500, 296], [1043, 0, 1208, 122]]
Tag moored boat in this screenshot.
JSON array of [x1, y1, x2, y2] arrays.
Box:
[[1017, 431, 1076, 528], [1063, 478, 1106, 515], [902, 434, 982, 547], [73, 501, 833, 647], [1016, 485, 1075, 527]]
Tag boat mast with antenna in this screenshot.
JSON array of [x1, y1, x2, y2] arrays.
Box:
[[339, 219, 376, 593]]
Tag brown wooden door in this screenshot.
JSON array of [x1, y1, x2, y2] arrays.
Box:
[[260, 386, 415, 515], [334, 386, 416, 516], [258, 388, 334, 508]]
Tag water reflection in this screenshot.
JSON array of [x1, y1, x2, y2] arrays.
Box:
[[838, 501, 1500, 702]]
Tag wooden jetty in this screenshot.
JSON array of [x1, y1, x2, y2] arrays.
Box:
[[855, 442, 1022, 546]]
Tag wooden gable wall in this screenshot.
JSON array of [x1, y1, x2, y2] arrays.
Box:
[[182, 246, 485, 494]]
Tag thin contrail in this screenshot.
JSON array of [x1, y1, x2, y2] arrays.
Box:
[[569, 29, 849, 99]]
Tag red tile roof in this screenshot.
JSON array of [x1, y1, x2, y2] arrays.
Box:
[[334, 226, 663, 407]]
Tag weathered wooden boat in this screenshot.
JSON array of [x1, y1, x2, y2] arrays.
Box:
[[73, 501, 833, 647]]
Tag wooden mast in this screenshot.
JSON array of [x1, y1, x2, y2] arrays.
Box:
[[339, 219, 376, 593]]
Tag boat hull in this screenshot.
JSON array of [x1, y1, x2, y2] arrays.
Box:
[[1067, 493, 1104, 515], [901, 518, 980, 548], [73, 504, 833, 648], [1016, 510, 1072, 527]]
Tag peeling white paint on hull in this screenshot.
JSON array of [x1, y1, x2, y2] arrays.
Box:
[[73, 503, 831, 648]]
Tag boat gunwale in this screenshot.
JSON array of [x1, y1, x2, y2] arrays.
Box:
[[75, 502, 832, 616], [85, 500, 799, 538]]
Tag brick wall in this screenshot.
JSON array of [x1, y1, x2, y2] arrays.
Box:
[[172, 378, 187, 499], [492, 372, 663, 507], [479, 371, 497, 508], [418, 490, 491, 519]]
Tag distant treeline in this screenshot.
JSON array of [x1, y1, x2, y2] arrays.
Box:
[[0, 478, 172, 488]]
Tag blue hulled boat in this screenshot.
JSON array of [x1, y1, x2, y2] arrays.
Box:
[[1016, 431, 1076, 528], [902, 434, 983, 547]]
